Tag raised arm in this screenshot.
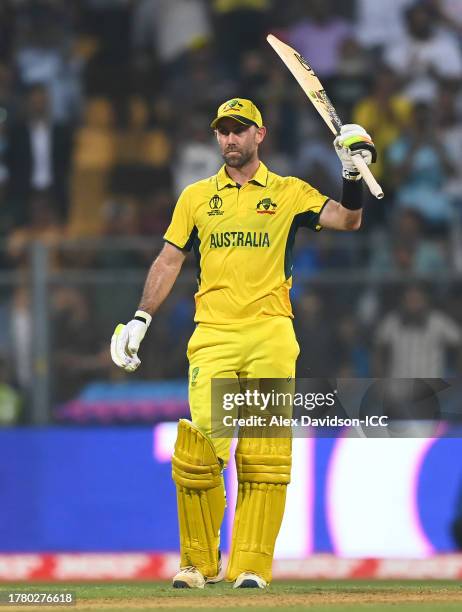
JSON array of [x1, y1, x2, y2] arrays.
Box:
[[111, 242, 186, 372], [318, 198, 362, 231], [319, 123, 377, 231]]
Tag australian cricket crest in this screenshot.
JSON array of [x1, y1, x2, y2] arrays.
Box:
[[223, 99, 244, 113], [256, 197, 277, 215], [208, 194, 224, 216]]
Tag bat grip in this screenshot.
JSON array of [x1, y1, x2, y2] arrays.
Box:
[[351, 155, 384, 200]]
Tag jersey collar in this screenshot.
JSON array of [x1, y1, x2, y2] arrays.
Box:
[[216, 162, 269, 190]]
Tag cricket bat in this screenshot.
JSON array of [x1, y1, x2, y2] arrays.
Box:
[[267, 34, 384, 200]]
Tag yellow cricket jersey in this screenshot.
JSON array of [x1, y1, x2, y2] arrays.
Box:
[[163, 162, 328, 324]]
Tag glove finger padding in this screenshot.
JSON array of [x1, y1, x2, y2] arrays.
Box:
[[124, 356, 141, 372], [340, 123, 370, 138], [336, 123, 377, 165], [111, 324, 127, 368], [111, 323, 141, 371], [110, 311, 151, 372], [126, 319, 148, 355]]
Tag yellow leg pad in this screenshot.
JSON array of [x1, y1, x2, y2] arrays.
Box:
[[226, 436, 292, 583], [171, 419, 226, 578]]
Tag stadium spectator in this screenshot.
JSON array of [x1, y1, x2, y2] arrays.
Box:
[[109, 96, 173, 202], [370, 209, 447, 274], [0, 62, 11, 227], [139, 189, 175, 237], [132, 0, 211, 72], [294, 230, 358, 278], [260, 130, 291, 177], [6, 191, 65, 271], [0, 76, 9, 228], [5, 84, 74, 224], [352, 68, 413, 182], [374, 284, 462, 377], [384, 2, 462, 103], [386, 102, 455, 228], [238, 50, 269, 109], [93, 199, 147, 338], [285, 0, 353, 79], [96, 201, 140, 268], [294, 292, 336, 377], [81, 0, 133, 118], [156, 287, 195, 377], [294, 128, 341, 197], [435, 85, 462, 205], [69, 97, 117, 235], [0, 62, 14, 122], [427, 0, 462, 36], [329, 36, 370, 119], [0, 2, 15, 64], [52, 287, 111, 402], [172, 114, 222, 197], [354, 0, 415, 51], [336, 314, 369, 376], [211, 0, 271, 79], [259, 60, 298, 155], [13, 1, 82, 122], [166, 44, 233, 117]]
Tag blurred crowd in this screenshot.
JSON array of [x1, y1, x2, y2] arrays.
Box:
[[1, 0, 462, 423]]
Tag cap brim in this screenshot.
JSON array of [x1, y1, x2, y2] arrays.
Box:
[[210, 114, 259, 128]]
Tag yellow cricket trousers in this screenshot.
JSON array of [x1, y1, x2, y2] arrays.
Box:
[[186, 316, 300, 463]]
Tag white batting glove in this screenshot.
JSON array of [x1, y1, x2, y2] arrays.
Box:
[[334, 124, 377, 181], [110, 310, 152, 372]]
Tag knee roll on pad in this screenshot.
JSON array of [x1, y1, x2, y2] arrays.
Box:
[[226, 435, 292, 583], [172, 419, 226, 578], [235, 436, 292, 484], [172, 419, 223, 490]]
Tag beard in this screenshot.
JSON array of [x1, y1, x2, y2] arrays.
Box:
[[223, 148, 253, 168]]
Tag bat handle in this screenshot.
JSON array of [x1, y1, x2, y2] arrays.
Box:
[[351, 155, 384, 200]]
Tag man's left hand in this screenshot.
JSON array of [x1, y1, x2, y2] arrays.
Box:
[[334, 124, 377, 180]]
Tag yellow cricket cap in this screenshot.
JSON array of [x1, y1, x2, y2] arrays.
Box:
[[210, 98, 263, 129]]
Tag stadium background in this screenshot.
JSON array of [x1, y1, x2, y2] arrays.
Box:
[[2, 0, 462, 582]]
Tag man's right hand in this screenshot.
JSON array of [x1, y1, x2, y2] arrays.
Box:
[[334, 124, 377, 180], [110, 310, 152, 372]]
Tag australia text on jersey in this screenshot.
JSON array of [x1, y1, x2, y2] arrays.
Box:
[[210, 231, 270, 248]]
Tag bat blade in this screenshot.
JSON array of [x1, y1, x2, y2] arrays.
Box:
[[267, 34, 384, 200], [267, 34, 341, 135]]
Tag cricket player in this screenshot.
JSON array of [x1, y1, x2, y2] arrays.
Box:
[[111, 99, 376, 589]]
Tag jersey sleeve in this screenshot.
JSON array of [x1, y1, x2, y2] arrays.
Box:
[[293, 178, 329, 231], [163, 187, 196, 251]]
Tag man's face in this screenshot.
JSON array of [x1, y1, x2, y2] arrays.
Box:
[[403, 287, 427, 315], [215, 117, 265, 168], [406, 6, 433, 40]]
